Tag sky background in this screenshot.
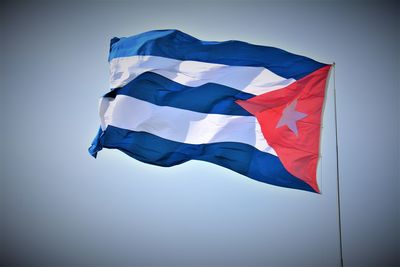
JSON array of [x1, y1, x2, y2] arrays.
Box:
[[1, 1, 399, 266]]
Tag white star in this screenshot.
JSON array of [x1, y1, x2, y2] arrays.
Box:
[[276, 99, 307, 136]]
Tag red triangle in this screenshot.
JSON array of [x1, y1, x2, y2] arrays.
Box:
[[237, 65, 332, 192]]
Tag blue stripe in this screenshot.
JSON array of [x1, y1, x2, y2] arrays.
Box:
[[89, 126, 316, 193], [105, 72, 253, 116], [109, 29, 327, 80]]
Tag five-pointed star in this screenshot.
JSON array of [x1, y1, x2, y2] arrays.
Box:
[[276, 99, 307, 136]]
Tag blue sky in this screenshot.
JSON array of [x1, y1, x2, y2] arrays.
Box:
[[1, 1, 399, 266]]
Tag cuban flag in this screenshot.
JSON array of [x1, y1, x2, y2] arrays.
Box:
[[89, 30, 332, 193]]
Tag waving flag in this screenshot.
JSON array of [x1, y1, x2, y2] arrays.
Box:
[[89, 30, 331, 193]]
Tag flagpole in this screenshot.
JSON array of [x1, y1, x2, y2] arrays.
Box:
[[332, 63, 344, 267]]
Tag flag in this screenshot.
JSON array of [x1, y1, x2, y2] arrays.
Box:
[[89, 29, 331, 193]]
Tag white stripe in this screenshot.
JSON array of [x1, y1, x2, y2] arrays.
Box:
[[101, 95, 277, 155], [109, 55, 295, 95]]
